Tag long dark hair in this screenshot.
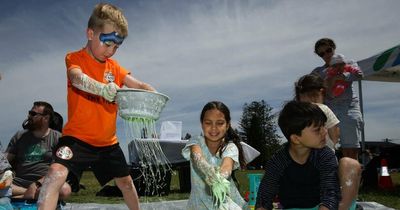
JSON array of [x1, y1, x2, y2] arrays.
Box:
[[200, 101, 246, 168], [294, 73, 326, 101]]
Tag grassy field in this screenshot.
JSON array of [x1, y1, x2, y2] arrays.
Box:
[[66, 170, 189, 204], [358, 172, 400, 209], [65, 170, 400, 209]]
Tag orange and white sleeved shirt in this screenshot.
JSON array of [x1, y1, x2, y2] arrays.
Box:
[[62, 48, 129, 147]]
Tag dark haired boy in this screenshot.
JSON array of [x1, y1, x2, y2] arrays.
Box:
[[256, 101, 340, 210]]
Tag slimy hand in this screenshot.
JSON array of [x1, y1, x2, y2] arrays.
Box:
[[100, 82, 119, 102], [211, 173, 230, 208]]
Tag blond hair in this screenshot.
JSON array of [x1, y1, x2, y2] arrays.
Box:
[[88, 3, 128, 37]]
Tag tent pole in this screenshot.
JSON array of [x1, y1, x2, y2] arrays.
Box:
[[358, 80, 366, 166]]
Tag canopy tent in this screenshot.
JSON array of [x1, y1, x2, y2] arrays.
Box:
[[358, 44, 400, 82], [356, 44, 400, 164]]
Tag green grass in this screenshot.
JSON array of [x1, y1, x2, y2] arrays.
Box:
[[358, 172, 400, 208], [65, 170, 400, 209], [65, 170, 189, 204]]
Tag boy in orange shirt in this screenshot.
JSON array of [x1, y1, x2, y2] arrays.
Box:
[[37, 3, 154, 210]]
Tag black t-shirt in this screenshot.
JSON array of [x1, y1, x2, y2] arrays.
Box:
[[255, 143, 341, 210], [279, 159, 320, 208]]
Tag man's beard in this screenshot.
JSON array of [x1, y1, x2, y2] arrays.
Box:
[[22, 118, 41, 131]]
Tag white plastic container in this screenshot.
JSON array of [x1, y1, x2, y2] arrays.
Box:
[[116, 88, 169, 120]]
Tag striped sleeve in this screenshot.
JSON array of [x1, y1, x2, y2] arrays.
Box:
[[314, 147, 341, 210], [255, 144, 291, 210]]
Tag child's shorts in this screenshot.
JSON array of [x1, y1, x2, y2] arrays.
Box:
[[330, 101, 363, 149], [54, 136, 130, 192]]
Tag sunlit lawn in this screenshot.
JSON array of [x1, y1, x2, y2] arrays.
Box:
[[358, 172, 400, 209], [65, 170, 400, 209], [65, 170, 189, 204]]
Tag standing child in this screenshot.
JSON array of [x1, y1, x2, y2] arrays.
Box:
[[182, 101, 249, 210], [37, 3, 155, 210], [295, 74, 362, 210], [256, 101, 341, 210]]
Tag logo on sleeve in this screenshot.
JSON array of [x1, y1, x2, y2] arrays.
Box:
[[104, 71, 115, 83]]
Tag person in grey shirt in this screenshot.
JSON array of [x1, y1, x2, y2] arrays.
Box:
[[312, 38, 364, 160], [6, 101, 71, 200]]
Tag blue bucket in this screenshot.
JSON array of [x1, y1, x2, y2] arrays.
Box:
[[11, 200, 64, 210], [11, 201, 38, 210], [247, 173, 263, 206]]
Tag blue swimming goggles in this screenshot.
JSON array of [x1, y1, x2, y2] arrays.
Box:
[[99, 32, 125, 46]]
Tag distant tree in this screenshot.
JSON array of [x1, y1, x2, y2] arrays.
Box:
[[239, 100, 281, 168]]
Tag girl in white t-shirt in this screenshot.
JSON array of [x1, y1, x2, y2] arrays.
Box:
[[295, 73, 340, 151]]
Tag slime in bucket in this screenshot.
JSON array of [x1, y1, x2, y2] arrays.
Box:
[[116, 88, 172, 197], [116, 88, 169, 121]]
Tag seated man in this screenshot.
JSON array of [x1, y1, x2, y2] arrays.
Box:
[[5, 101, 71, 199]]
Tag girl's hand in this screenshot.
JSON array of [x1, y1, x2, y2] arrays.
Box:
[[211, 173, 230, 208]]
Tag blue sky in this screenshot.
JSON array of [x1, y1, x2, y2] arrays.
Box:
[[1, 0, 399, 158]]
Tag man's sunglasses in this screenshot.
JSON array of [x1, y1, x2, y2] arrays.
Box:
[[317, 47, 333, 57], [28, 110, 46, 117]]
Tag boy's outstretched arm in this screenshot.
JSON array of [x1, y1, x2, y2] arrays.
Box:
[[68, 68, 119, 102], [124, 74, 155, 91]]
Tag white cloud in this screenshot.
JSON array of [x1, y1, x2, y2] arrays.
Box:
[[1, 0, 400, 155]]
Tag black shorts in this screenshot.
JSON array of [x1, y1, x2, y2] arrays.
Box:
[[54, 136, 130, 192]]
